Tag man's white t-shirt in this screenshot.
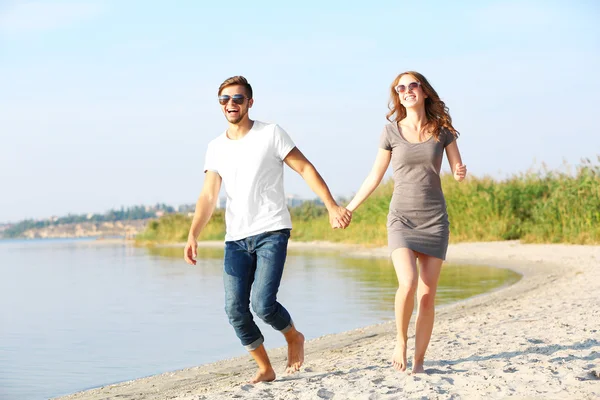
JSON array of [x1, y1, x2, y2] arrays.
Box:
[[203, 121, 296, 241]]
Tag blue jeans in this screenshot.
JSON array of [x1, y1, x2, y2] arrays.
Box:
[[223, 229, 293, 351]]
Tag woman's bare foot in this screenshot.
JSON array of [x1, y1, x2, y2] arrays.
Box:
[[412, 360, 425, 374], [391, 341, 408, 372], [250, 368, 276, 384], [285, 331, 305, 373]]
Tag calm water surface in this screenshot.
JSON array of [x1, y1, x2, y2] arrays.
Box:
[[0, 239, 520, 400]]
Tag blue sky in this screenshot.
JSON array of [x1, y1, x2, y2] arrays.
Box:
[[1, 0, 599, 223]]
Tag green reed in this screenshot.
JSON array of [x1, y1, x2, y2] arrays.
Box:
[[135, 211, 225, 245], [443, 157, 600, 244], [136, 158, 600, 245]]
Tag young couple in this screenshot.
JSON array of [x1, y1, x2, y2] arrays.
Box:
[[184, 72, 467, 383]]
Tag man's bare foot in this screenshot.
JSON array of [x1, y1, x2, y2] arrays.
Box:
[[285, 331, 305, 373], [391, 342, 408, 372], [250, 368, 276, 384], [412, 360, 425, 374]]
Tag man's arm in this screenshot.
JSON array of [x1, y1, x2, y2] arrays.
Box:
[[184, 171, 222, 265], [284, 147, 351, 228]]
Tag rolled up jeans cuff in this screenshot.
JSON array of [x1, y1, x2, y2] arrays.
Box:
[[244, 335, 264, 351], [279, 320, 293, 334]]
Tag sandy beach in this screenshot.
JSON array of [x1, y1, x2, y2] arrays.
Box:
[[56, 241, 600, 400]]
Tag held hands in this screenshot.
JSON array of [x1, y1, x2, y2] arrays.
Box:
[[329, 205, 352, 229], [184, 236, 198, 265], [454, 163, 467, 182]]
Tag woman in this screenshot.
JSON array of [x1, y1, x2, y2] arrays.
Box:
[[346, 71, 467, 373]]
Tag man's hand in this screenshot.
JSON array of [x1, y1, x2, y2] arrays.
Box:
[[329, 205, 352, 229], [453, 163, 467, 182], [184, 236, 198, 265]]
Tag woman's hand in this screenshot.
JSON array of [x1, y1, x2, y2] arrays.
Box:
[[454, 163, 467, 182]]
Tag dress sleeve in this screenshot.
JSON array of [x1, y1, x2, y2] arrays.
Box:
[[379, 125, 392, 150], [443, 128, 456, 148]]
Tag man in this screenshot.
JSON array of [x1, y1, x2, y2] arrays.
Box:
[[184, 76, 352, 384]]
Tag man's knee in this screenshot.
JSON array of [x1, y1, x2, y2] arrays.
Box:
[[225, 302, 252, 326], [251, 297, 276, 322]]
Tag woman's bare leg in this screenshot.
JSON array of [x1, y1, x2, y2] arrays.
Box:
[[412, 253, 443, 373], [390, 248, 418, 372]]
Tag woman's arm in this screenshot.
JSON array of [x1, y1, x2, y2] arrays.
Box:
[[346, 149, 392, 212], [445, 140, 467, 182]]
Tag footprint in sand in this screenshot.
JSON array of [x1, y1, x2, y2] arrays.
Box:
[[526, 338, 544, 344], [576, 370, 600, 381], [316, 388, 334, 399]]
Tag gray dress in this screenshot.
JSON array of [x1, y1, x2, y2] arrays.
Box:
[[379, 123, 456, 260]]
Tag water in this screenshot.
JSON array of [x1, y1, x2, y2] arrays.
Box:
[[0, 239, 520, 400]]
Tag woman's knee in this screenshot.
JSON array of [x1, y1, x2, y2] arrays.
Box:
[[397, 278, 418, 296], [417, 291, 436, 311]]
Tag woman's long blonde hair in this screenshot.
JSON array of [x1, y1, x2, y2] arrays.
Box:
[[386, 71, 459, 141]]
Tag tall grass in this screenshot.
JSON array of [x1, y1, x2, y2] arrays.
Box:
[[443, 158, 600, 244], [136, 159, 600, 246], [290, 182, 390, 246], [135, 211, 225, 244]]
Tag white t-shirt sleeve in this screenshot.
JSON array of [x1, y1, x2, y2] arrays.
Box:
[[273, 124, 296, 161], [203, 142, 218, 173]]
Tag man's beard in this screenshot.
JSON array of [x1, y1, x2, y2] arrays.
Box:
[[227, 109, 247, 124]]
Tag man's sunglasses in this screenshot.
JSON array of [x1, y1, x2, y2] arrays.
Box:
[[395, 82, 421, 94], [218, 94, 249, 105]]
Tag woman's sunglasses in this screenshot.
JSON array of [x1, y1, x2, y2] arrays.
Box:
[[395, 82, 421, 94], [218, 94, 249, 105]]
